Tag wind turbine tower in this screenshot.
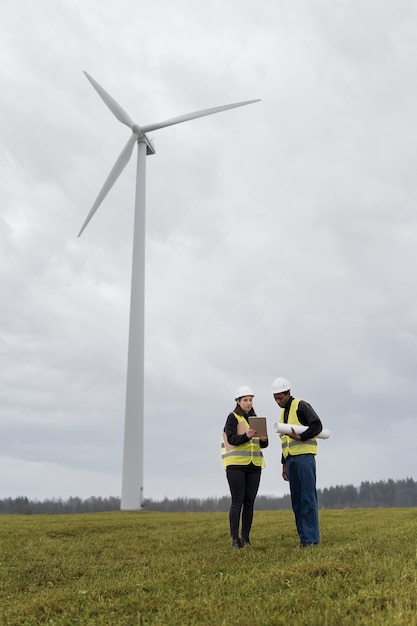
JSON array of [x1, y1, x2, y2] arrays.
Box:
[[79, 71, 260, 510]]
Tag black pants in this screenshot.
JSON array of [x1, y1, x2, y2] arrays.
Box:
[[226, 468, 261, 540]]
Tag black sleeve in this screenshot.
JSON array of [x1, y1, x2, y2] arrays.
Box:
[[224, 413, 249, 446], [296, 401, 323, 440]]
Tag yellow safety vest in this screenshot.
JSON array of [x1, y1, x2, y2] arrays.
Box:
[[221, 413, 266, 469], [280, 399, 317, 459]]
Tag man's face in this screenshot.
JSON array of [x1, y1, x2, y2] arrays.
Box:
[[273, 391, 290, 408]]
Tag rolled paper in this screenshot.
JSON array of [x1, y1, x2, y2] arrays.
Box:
[[273, 422, 331, 440]]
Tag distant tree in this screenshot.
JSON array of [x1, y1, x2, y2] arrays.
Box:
[[319, 485, 358, 509], [1, 479, 417, 514]]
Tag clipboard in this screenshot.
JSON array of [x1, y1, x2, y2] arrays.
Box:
[[248, 417, 268, 438]]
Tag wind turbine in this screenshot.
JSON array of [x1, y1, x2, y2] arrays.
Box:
[[78, 71, 260, 510]]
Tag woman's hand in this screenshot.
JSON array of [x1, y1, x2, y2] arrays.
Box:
[[259, 436, 268, 442], [246, 428, 257, 439]]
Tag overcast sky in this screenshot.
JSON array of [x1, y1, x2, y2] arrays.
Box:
[[1, 0, 417, 503]]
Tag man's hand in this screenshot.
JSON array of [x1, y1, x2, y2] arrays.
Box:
[[282, 463, 288, 481], [288, 427, 302, 440]]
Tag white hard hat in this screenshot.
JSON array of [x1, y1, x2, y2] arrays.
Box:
[[234, 385, 255, 400], [271, 377, 291, 394]]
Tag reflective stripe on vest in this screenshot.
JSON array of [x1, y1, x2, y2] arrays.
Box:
[[280, 399, 317, 459], [221, 413, 265, 469]]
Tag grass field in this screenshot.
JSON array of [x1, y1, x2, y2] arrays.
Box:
[[1, 508, 417, 625]]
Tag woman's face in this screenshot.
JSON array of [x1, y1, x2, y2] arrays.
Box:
[[237, 395, 253, 413]]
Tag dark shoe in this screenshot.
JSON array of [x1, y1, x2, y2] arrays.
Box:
[[300, 543, 319, 548], [240, 537, 251, 547], [232, 538, 242, 549]]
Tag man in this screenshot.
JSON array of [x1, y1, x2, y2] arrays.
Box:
[[272, 377, 322, 547]]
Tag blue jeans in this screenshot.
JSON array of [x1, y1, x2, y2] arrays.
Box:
[[286, 454, 319, 545]]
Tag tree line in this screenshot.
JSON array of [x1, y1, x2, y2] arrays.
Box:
[[1, 478, 416, 515]]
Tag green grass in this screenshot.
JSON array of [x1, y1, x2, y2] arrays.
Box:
[[1, 509, 417, 625]]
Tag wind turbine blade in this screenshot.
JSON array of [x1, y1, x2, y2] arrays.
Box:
[[78, 134, 137, 237], [84, 71, 135, 129], [140, 99, 261, 133]]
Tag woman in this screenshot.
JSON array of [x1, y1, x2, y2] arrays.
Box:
[[221, 386, 268, 549]]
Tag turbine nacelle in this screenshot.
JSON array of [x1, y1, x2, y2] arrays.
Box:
[[131, 127, 155, 155], [140, 134, 156, 156]]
